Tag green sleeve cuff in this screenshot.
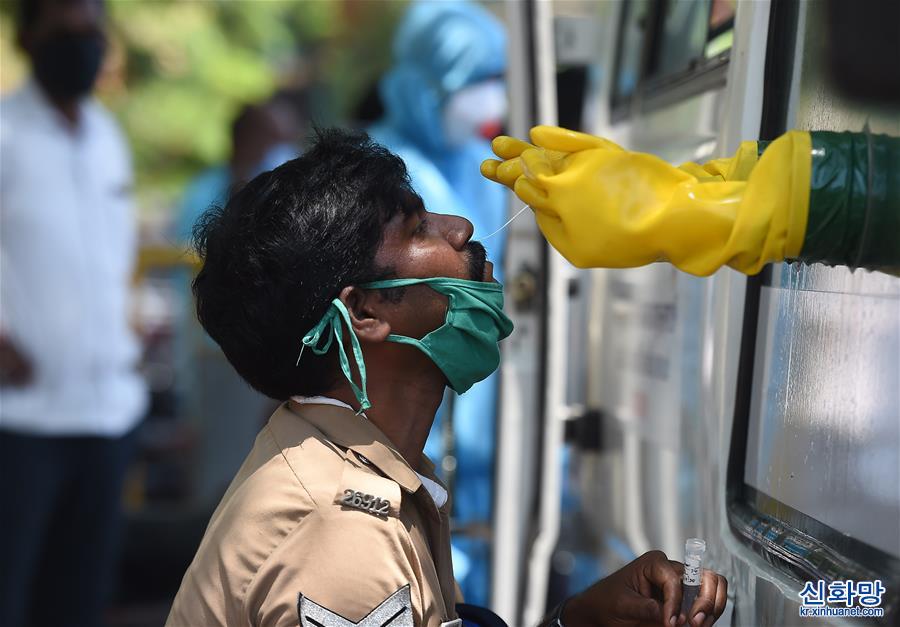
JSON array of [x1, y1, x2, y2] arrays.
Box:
[[798, 131, 900, 270]]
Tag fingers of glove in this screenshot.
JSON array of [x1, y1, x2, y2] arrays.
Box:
[[530, 125, 625, 153], [513, 177, 552, 215], [495, 157, 524, 188], [545, 148, 570, 166], [482, 156, 529, 190], [491, 135, 535, 160], [685, 569, 723, 627], [480, 159, 503, 183], [520, 147, 555, 181]]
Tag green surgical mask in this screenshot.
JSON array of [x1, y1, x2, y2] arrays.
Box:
[[298, 277, 514, 412]]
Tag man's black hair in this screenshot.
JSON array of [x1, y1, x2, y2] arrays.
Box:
[[192, 128, 417, 400]]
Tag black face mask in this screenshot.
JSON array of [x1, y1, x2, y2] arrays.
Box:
[[33, 31, 106, 100]]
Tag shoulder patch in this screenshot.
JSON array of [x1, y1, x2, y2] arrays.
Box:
[[334, 463, 402, 519], [298, 584, 413, 626]]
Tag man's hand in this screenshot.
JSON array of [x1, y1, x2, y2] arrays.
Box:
[[561, 550, 728, 627], [0, 335, 33, 386]]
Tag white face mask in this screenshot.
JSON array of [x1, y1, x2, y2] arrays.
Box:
[[442, 79, 507, 147]]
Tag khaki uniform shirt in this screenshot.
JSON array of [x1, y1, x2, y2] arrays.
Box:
[[166, 401, 461, 627]]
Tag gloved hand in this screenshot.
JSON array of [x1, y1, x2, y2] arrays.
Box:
[[481, 126, 810, 276]]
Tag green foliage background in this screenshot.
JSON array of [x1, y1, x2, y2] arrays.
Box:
[[0, 0, 408, 218]]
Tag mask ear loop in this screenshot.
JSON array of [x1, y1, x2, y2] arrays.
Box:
[[296, 299, 371, 413], [331, 300, 370, 413]]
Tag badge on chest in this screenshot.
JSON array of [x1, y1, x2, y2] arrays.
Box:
[[340, 489, 391, 516], [334, 460, 401, 519]]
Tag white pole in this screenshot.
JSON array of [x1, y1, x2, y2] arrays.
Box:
[[523, 0, 569, 624]]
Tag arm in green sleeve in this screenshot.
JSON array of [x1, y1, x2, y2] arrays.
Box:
[[799, 131, 900, 272]]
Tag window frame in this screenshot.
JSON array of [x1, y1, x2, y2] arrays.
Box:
[[610, 0, 733, 122]]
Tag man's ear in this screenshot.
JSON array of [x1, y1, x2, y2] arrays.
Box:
[[339, 286, 392, 343]]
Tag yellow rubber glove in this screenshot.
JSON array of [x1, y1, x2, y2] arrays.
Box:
[[483, 127, 757, 186], [481, 126, 810, 276]]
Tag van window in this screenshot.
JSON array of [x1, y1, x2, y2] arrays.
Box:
[[654, 0, 710, 78], [730, 267, 900, 591], [611, 0, 735, 115], [612, 0, 652, 105]]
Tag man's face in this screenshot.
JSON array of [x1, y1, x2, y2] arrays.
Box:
[[371, 193, 494, 339], [20, 0, 106, 99], [21, 0, 105, 55]]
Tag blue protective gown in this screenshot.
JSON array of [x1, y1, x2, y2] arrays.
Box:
[[368, 0, 507, 606]]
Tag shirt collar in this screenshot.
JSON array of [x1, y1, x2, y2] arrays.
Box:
[[287, 397, 424, 494], [20, 78, 93, 133], [417, 470, 449, 508]]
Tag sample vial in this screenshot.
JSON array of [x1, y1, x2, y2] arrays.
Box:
[[680, 538, 707, 619]]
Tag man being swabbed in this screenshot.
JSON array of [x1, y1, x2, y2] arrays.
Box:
[[167, 129, 727, 627]]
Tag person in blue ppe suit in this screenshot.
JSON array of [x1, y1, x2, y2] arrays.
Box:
[[368, 0, 508, 606]]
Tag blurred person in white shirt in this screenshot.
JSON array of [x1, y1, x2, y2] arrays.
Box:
[[0, 0, 147, 625]]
